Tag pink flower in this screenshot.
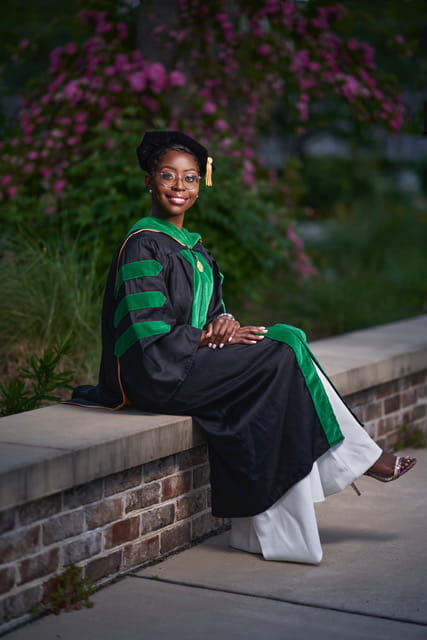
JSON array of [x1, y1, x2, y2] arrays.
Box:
[[7, 186, 18, 198], [23, 163, 35, 173], [128, 72, 147, 92], [63, 81, 83, 102], [296, 101, 308, 121], [215, 119, 228, 132], [44, 206, 56, 214], [202, 101, 216, 115], [287, 228, 304, 250], [1, 176, 12, 186], [67, 136, 80, 146], [64, 42, 77, 55], [169, 70, 186, 87], [28, 151, 39, 160], [74, 124, 87, 135], [75, 111, 88, 123], [347, 38, 359, 51], [53, 179, 67, 194], [117, 22, 128, 39], [395, 34, 405, 45], [20, 39, 29, 49], [141, 96, 159, 112], [108, 82, 123, 93], [147, 63, 167, 93], [258, 44, 272, 56]]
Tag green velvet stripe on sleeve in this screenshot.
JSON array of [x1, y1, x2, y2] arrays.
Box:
[[115, 259, 163, 298], [114, 321, 171, 358], [266, 324, 344, 447], [114, 291, 166, 328]]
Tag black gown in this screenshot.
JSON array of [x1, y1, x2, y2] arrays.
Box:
[[70, 217, 346, 518]]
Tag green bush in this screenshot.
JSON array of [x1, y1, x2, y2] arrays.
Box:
[[0, 237, 103, 385], [259, 195, 427, 337]]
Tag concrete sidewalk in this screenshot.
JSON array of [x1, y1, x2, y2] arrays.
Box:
[[5, 449, 427, 639]]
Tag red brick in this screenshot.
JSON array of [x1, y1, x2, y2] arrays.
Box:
[[413, 404, 427, 420], [0, 508, 15, 534], [384, 394, 401, 414], [191, 512, 226, 540], [64, 479, 103, 509], [18, 548, 59, 585], [409, 371, 427, 386], [125, 483, 160, 513], [378, 415, 402, 436], [160, 522, 191, 554], [42, 510, 85, 545], [63, 531, 102, 565], [1, 585, 42, 623], [417, 384, 427, 399], [86, 497, 123, 529], [177, 445, 208, 470], [401, 389, 417, 408], [193, 464, 210, 489], [376, 380, 398, 399], [0, 525, 40, 564], [143, 456, 177, 482], [105, 516, 140, 549], [84, 550, 122, 583], [17, 494, 61, 526], [104, 467, 142, 497], [161, 472, 192, 501], [122, 535, 160, 569], [364, 402, 383, 421], [0, 566, 15, 594], [345, 388, 375, 406], [176, 490, 207, 521], [140, 504, 175, 536]]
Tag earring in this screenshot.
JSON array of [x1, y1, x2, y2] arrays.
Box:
[[149, 189, 152, 193]]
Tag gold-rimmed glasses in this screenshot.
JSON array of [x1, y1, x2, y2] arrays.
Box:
[[155, 171, 201, 190]]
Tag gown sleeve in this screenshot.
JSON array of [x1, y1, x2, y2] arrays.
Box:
[[111, 232, 203, 406]]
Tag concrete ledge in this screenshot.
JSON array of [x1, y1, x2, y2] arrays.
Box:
[[310, 315, 427, 396], [1, 314, 426, 511], [0, 408, 202, 511]]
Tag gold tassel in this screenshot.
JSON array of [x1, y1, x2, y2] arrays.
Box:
[[205, 156, 213, 187]]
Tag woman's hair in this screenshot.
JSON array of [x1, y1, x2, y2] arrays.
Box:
[[147, 144, 201, 175]]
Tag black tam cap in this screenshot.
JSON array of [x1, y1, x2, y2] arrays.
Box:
[[136, 130, 209, 177]]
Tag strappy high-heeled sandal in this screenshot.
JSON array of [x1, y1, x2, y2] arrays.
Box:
[[365, 455, 417, 482]]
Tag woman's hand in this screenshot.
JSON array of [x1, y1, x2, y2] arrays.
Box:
[[200, 318, 268, 349], [227, 326, 267, 345], [200, 314, 240, 349]]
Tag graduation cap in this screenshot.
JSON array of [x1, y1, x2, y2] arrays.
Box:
[[136, 130, 213, 186]]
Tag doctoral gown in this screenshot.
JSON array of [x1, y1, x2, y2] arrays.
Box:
[[70, 216, 350, 518]]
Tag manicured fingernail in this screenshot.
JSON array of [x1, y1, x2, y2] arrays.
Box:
[[251, 340, 257, 344], [228, 336, 233, 342], [258, 335, 264, 339], [212, 344, 217, 349], [208, 343, 212, 348], [219, 343, 224, 349]]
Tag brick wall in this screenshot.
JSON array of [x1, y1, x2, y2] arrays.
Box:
[[0, 444, 227, 630], [1, 368, 426, 632], [345, 370, 427, 450]]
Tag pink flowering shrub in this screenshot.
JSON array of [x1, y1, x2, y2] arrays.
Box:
[[0, 1, 409, 284]]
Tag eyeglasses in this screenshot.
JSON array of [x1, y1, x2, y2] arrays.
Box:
[[155, 171, 201, 190]]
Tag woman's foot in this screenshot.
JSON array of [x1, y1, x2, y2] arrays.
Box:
[[365, 452, 416, 482]]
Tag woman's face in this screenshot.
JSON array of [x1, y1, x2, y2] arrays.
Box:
[[145, 149, 200, 223]]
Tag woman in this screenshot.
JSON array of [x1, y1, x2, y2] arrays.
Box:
[[71, 130, 416, 564]]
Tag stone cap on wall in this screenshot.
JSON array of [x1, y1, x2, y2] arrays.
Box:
[[0, 314, 426, 511], [309, 314, 427, 396]]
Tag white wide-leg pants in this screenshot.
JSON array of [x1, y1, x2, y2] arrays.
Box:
[[229, 364, 382, 564]]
